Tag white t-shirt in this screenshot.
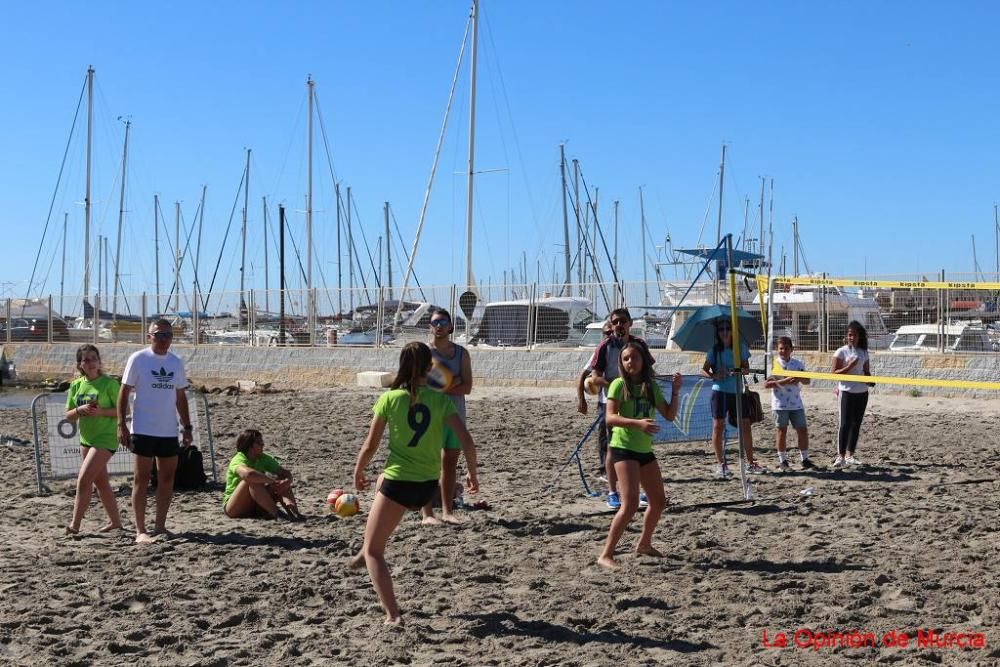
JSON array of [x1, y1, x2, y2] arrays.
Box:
[[771, 357, 806, 411], [122, 348, 188, 437], [833, 345, 870, 394]]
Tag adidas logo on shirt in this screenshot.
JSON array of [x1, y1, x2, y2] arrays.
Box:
[[150, 367, 175, 390]]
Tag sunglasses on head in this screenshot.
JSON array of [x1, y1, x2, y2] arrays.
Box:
[[151, 331, 173, 339], [430, 319, 450, 327]]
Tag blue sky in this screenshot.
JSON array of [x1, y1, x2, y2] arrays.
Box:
[[2, 1, 999, 312]]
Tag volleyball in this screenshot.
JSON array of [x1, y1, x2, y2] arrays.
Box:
[[326, 489, 344, 512], [334, 493, 360, 517], [584, 376, 599, 395], [427, 361, 454, 392]]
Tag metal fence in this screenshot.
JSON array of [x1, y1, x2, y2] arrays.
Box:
[[4, 272, 998, 355]]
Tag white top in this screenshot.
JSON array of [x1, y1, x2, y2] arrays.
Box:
[[833, 345, 870, 394], [771, 357, 806, 411], [122, 348, 188, 437]]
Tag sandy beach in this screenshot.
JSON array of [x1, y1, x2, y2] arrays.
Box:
[[0, 385, 997, 666]]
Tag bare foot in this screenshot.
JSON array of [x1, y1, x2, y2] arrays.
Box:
[[64, 525, 80, 536], [635, 545, 664, 558], [421, 515, 442, 525], [98, 522, 123, 533], [384, 616, 404, 626], [440, 513, 464, 525], [347, 552, 366, 570], [135, 532, 155, 544], [597, 555, 619, 569]]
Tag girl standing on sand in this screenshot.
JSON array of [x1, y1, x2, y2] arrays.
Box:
[[597, 341, 682, 569], [350, 342, 480, 624], [832, 320, 873, 467], [65, 345, 123, 534]]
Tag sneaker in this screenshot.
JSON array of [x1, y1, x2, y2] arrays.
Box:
[[638, 492, 649, 508], [606, 492, 621, 510], [597, 474, 609, 484], [832, 456, 846, 468], [777, 459, 790, 471], [800, 458, 816, 469], [845, 455, 862, 466], [716, 465, 733, 479], [746, 461, 767, 474]]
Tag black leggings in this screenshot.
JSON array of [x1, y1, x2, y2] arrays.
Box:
[[838, 391, 869, 456]]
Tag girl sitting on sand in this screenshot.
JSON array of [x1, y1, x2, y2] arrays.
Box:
[[65, 344, 124, 534], [350, 341, 479, 624], [598, 341, 681, 569], [222, 429, 302, 520]]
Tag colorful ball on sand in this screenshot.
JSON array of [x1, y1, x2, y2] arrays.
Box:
[[334, 493, 360, 517], [326, 489, 344, 512], [427, 361, 454, 392]]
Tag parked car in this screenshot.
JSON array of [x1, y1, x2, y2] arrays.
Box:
[[0, 316, 71, 342], [889, 323, 998, 353]]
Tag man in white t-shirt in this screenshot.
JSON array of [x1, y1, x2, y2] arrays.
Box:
[[117, 319, 192, 544]]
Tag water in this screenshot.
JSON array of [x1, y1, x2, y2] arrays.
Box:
[[0, 390, 37, 410]]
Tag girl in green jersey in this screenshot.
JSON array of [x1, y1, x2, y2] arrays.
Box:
[[351, 342, 480, 624], [598, 341, 681, 569], [65, 345, 123, 534]]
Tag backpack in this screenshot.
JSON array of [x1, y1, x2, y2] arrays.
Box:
[[174, 445, 208, 489]]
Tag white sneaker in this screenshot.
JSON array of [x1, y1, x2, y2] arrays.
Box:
[[832, 456, 846, 468], [845, 455, 862, 466]]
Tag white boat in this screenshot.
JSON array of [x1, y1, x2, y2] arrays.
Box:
[[889, 322, 998, 353], [764, 284, 892, 350], [469, 296, 594, 348]]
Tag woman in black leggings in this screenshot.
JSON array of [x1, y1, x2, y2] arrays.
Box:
[[831, 321, 872, 467]]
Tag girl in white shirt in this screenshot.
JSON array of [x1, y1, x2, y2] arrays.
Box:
[[831, 321, 873, 467]]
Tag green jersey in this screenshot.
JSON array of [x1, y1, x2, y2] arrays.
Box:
[[374, 386, 457, 482], [607, 377, 666, 454], [66, 374, 120, 451], [222, 451, 281, 506]]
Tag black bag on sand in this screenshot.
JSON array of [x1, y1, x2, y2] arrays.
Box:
[[728, 389, 764, 427], [174, 445, 208, 489]]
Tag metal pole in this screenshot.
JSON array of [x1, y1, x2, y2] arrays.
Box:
[[279, 205, 286, 346], [154, 194, 160, 314], [464, 0, 479, 291], [113, 120, 130, 318], [174, 202, 181, 314], [307, 77, 314, 295], [714, 144, 726, 304], [385, 202, 392, 298], [60, 212, 67, 316], [262, 196, 269, 316], [83, 66, 94, 301], [560, 144, 571, 296]]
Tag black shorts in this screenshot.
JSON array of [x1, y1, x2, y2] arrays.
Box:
[[710, 391, 752, 422], [379, 479, 438, 510], [609, 447, 656, 467], [131, 434, 180, 458]]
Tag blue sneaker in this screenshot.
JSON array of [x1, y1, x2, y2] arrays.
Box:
[[606, 492, 621, 510], [638, 492, 649, 509]]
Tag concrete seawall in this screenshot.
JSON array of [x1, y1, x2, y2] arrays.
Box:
[[2, 343, 997, 397]]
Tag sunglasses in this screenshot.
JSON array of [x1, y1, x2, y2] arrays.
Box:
[[151, 331, 173, 339], [717, 326, 731, 333], [610, 319, 628, 326], [430, 319, 450, 328]]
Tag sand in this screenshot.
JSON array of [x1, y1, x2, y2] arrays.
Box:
[[0, 385, 997, 666]]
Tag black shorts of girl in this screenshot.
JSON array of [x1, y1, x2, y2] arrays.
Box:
[[710, 391, 753, 423], [130, 434, 180, 458], [379, 479, 439, 510], [609, 447, 656, 467]]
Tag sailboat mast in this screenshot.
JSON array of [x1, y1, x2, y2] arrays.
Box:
[[573, 159, 581, 294], [240, 149, 250, 313], [175, 202, 181, 313], [83, 66, 94, 301], [464, 0, 479, 291], [154, 194, 160, 313], [792, 216, 800, 276], [560, 144, 571, 295], [60, 213, 67, 314], [714, 143, 726, 304], [195, 185, 206, 310], [112, 119, 130, 317], [347, 186, 354, 312], [307, 76, 314, 293], [759, 177, 765, 263], [613, 200, 619, 283], [263, 196, 269, 315], [384, 202, 392, 296], [639, 186, 648, 307], [335, 183, 342, 316]]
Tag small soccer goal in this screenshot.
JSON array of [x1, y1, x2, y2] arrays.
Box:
[[30, 390, 217, 494]]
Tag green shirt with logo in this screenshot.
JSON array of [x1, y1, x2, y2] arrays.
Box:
[[607, 377, 666, 454], [66, 374, 120, 451], [222, 451, 281, 506]]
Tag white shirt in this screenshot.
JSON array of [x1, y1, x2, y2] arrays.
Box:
[[122, 348, 188, 437], [833, 345, 870, 394], [771, 357, 806, 411]]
